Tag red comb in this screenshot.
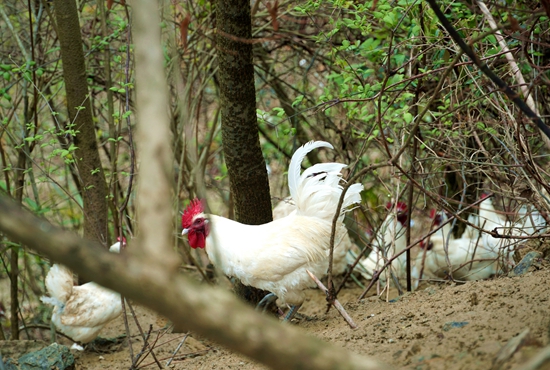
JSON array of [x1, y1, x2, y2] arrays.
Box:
[[116, 236, 127, 245], [429, 209, 436, 219], [396, 202, 408, 212], [386, 201, 407, 212], [433, 214, 443, 225], [481, 193, 489, 200], [419, 239, 426, 249], [182, 198, 204, 229]]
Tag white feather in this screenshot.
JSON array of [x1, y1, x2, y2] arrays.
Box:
[[271, 197, 358, 276], [288, 141, 333, 201]]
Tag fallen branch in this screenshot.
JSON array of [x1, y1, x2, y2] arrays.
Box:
[[306, 270, 358, 329], [166, 333, 189, 367], [0, 195, 391, 370]]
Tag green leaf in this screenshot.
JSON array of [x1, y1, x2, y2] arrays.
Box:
[[403, 112, 413, 124], [292, 95, 305, 107], [273, 107, 285, 117]]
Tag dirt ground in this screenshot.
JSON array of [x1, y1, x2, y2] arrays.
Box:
[[50, 258, 549, 370]]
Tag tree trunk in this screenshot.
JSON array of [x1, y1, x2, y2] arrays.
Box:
[[216, 0, 273, 304], [52, 0, 109, 246], [133, 0, 181, 271]]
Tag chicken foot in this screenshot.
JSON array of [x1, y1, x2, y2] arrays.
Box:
[[257, 293, 301, 322], [256, 293, 278, 313]]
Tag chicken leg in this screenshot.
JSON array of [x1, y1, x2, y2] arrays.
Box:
[[256, 293, 278, 313], [283, 304, 302, 322], [257, 293, 299, 321]]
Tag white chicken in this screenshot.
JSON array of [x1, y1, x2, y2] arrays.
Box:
[[271, 197, 355, 276], [41, 239, 124, 346], [418, 209, 504, 281], [357, 202, 415, 287], [420, 193, 548, 282], [470, 195, 545, 266], [181, 141, 363, 320], [476, 195, 508, 254]]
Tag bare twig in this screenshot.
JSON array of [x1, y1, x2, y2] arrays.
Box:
[[166, 332, 189, 366], [306, 270, 357, 329], [131, 325, 153, 367], [476, 1, 540, 117], [120, 298, 135, 365], [127, 302, 163, 369]]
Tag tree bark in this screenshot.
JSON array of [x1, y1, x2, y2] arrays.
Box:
[[216, 0, 273, 303], [52, 0, 109, 245], [0, 196, 392, 370], [132, 0, 180, 271]]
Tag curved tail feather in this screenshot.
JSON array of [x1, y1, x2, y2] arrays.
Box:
[[288, 141, 363, 222], [288, 141, 334, 201]]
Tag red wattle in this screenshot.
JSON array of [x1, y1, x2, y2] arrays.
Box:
[[189, 231, 206, 249]]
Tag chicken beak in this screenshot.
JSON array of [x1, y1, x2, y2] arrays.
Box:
[[182, 228, 189, 235]]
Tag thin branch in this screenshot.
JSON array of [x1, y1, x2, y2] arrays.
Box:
[[426, 0, 550, 145], [306, 270, 357, 329]]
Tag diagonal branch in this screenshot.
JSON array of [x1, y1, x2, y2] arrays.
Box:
[[0, 195, 391, 370]]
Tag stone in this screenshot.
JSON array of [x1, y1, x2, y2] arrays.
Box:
[[442, 321, 469, 331], [510, 251, 542, 277], [17, 343, 74, 370]]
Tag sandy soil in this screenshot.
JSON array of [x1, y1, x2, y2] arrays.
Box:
[[63, 257, 550, 370]]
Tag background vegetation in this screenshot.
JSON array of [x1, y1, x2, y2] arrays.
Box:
[[0, 0, 549, 361]]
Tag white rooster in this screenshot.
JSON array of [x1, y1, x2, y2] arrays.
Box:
[[181, 141, 363, 320], [41, 239, 125, 346]]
